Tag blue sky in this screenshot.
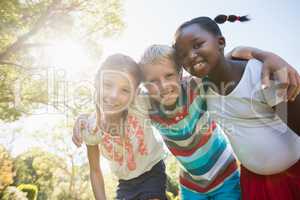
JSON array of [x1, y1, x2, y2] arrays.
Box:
[[103, 0, 300, 71]]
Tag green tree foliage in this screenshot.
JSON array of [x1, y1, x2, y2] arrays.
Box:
[[28, 122, 94, 198], [1, 186, 28, 200], [13, 148, 67, 199], [13, 142, 95, 200], [165, 155, 180, 196], [17, 184, 38, 200], [0, 145, 14, 192], [0, 0, 125, 121], [49, 163, 94, 200]]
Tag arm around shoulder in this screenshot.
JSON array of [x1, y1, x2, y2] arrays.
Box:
[[228, 46, 300, 101]]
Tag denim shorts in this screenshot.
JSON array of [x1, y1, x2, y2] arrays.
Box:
[[116, 160, 167, 200]]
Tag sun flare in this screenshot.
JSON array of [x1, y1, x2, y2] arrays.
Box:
[[43, 39, 91, 76]]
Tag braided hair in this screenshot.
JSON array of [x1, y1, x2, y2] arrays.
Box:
[[214, 14, 250, 24], [175, 14, 250, 38]]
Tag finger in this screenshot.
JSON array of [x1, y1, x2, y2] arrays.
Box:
[[275, 68, 289, 99], [277, 85, 288, 102], [90, 117, 99, 135], [73, 121, 82, 145], [79, 118, 87, 129], [261, 67, 271, 89], [92, 126, 99, 135], [291, 73, 300, 100], [286, 71, 298, 101], [72, 135, 81, 147], [78, 119, 88, 142]]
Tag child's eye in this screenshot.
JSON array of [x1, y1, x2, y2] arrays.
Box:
[[149, 79, 158, 84], [121, 88, 130, 93], [166, 73, 175, 79], [193, 42, 203, 49]]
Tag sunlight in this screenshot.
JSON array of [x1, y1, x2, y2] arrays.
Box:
[[43, 39, 91, 77]]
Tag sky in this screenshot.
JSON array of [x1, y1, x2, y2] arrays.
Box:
[[103, 0, 300, 71]]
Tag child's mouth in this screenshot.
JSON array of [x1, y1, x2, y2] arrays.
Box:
[[161, 90, 178, 104], [188, 62, 207, 76], [103, 102, 120, 109], [193, 62, 206, 70]]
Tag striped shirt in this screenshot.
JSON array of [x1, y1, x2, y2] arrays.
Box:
[[149, 77, 238, 193]]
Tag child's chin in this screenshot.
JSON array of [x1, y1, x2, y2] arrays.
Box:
[[193, 70, 208, 78], [161, 97, 177, 107]]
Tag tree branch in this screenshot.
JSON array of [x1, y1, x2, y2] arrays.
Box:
[[55, 0, 88, 13], [0, 0, 62, 61], [0, 61, 35, 70]]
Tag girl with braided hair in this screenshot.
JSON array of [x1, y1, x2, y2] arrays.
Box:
[[174, 14, 300, 200]]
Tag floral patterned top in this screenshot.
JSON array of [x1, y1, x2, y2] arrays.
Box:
[[83, 96, 166, 180]]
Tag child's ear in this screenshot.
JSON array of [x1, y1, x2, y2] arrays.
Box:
[[218, 36, 226, 49]]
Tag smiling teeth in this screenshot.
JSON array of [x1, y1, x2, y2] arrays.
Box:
[[194, 62, 205, 69]]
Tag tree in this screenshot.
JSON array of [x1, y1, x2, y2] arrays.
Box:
[[17, 184, 38, 200], [165, 155, 180, 196], [15, 119, 97, 200], [1, 186, 28, 200], [0, 0, 125, 121], [0, 145, 14, 192], [13, 148, 67, 199]]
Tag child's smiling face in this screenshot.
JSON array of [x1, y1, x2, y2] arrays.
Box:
[[142, 59, 181, 108], [98, 70, 137, 114], [175, 24, 225, 77]]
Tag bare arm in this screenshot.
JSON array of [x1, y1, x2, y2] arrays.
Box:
[[87, 145, 107, 200], [226, 46, 260, 60], [227, 46, 300, 101]]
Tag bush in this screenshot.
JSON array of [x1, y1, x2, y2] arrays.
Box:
[[166, 191, 179, 200], [13, 148, 65, 199], [1, 186, 28, 200], [0, 145, 14, 192], [17, 184, 38, 200]]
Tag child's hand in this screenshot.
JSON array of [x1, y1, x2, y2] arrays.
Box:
[[72, 114, 89, 147], [261, 52, 300, 101], [228, 46, 300, 101]]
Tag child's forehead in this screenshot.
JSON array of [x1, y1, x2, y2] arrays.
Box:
[[177, 24, 213, 44], [100, 69, 136, 81], [146, 58, 177, 70]]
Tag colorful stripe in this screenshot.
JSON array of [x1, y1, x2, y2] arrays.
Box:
[[180, 160, 238, 193], [180, 170, 240, 199], [149, 78, 239, 194]]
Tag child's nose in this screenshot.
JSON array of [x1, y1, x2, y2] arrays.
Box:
[[108, 88, 119, 100], [189, 51, 197, 59], [160, 79, 173, 90]]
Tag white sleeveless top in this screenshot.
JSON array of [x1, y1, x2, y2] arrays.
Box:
[[206, 59, 300, 175], [83, 96, 166, 180]]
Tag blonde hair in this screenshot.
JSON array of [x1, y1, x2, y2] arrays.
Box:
[[94, 54, 141, 129], [139, 44, 180, 72]]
